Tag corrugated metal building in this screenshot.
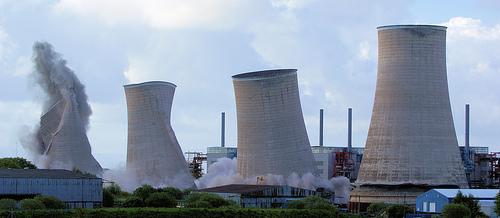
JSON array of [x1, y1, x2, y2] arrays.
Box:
[[198, 184, 318, 208], [416, 189, 499, 218], [0, 169, 102, 208]]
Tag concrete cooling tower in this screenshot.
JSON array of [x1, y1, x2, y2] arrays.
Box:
[[33, 41, 102, 176], [38, 93, 102, 175], [232, 69, 317, 178], [352, 25, 468, 206], [124, 81, 195, 189]]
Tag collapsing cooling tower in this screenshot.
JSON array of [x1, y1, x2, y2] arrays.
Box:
[[124, 81, 195, 188], [34, 42, 102, 175], [352, 25, 468, 205], [232, 69, 317, 178]]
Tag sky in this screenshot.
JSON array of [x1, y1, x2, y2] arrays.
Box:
[[0, 0, 499, 169]]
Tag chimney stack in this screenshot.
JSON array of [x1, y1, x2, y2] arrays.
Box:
[[319, 109, 324, 147], [221, 112, 225, 147], [348, 108, 352, 152]]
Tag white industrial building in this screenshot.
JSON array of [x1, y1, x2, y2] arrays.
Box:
[[0, 169, 102, 208]]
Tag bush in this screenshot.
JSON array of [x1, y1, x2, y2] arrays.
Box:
[[288, 196, 336, 211], [384, 204, 411, 218], [157, 187, 184, 200], [442, 203, 471, 218], [185, 193, 235, 208], [0, 208, 340, 218], [145, 192, 177, 208], [102, 188, 115, 207], [19, 199, 45, 210], [366, 202, 388, 216], [0, 198, 17, 210], [133, 184, 156, 201], [34, 196, 66, 209], [122, 196, 145, 208]]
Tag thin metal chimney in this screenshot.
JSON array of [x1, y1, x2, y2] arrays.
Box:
[[221, 112, 225, 147], [348, 108, 352, 152], [319, 109, 324, 147], [465, 104, 470, 160]]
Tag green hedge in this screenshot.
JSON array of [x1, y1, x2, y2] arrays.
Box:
[[0, 208, 342, 218]]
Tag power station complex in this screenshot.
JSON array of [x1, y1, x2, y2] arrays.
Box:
[[124, 81, 195, 189], [232, 70, 317, 178], [9, 24, 497, 214]]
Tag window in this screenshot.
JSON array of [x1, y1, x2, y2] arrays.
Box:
[[423, 202, 428, 212], [429, 202, 436, 212]]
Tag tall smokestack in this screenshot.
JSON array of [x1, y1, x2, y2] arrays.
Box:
[[465, 104, 470, 160], [319, 109, 324, 147], [221, 112, 226, 147], [348, 108, 352, 152]]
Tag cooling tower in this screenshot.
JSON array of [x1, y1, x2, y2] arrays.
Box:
[[38, 93, 102, 175], [351, 25, 468, 206], [124, 81, 195, 189], [232, 69, 317, 178]]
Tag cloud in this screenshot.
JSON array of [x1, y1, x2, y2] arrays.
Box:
[[442, 17, 500, 148], [445, 17, 500, 40], [0, 26, 14, 64], [53, 0, 269, 30]]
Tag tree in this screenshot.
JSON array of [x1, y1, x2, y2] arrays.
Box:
[[367, 202, 389, 217], [34, 196, 66, 209], [442, 203, 471, 218], [133, 184, 156, 201], [102, 188, 115, 207], [105, 183, 123, 196], [20, 199, 45, 210], [288, 196, 337, 211], [495, 191, 500, 215], [145, 192, 177, 208], [157, 187, 184, 200], [453, 191, 486, 218], [0, 198, 17, 210], [384, 204, 412, 218], [185, 193, 235, 208], [0, 157, 36, 169], [122, 196, 145, 208]]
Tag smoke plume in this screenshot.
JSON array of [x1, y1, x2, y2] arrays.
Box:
[[21, 41, 93, 166], [196, 158, 351, 203]]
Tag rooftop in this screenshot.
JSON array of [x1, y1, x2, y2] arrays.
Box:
[[377, 25, 447, 31], [433, 189, 499, 199], [199, 184, 298, 194], [124, 81, 177, 89], [232, 69, 296, 81], [0, 169, 99, 179]]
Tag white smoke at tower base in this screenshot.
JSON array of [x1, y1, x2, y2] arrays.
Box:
[[197, 158, 351, 204]]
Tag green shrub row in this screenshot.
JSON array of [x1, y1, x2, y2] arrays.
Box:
[[0, 208, 341, 218]]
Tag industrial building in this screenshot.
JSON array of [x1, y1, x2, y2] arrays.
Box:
[[0, 169, 102, 208], [232, 69, 317, 178], [416, 189, 499, 217], [311, 146, 363, 181], [353, 25, 468, 209], [124, 81, 195, 189], [198, 184, 318, 208], [206, 146, 237, 173]]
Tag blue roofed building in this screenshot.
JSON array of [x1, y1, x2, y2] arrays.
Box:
[[416, 189, 499, 217]]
